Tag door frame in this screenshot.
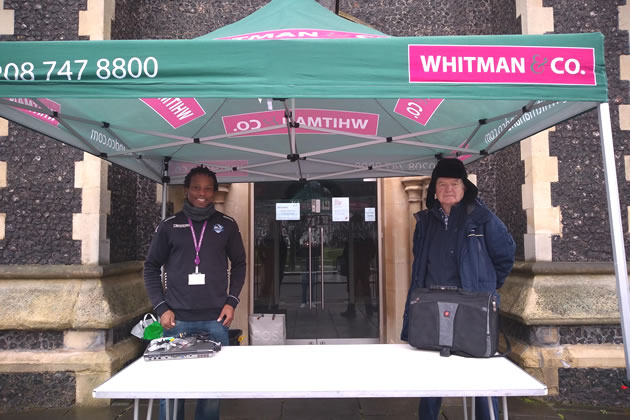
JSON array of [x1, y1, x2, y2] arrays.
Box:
[[248, 179, 385, 344]]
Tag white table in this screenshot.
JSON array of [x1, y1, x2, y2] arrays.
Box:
[[93, 344, 547, 420]]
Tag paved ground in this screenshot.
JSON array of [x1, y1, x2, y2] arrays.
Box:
[[2, 397, 630, 420]]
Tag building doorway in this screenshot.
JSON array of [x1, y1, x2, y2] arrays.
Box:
[[253, 179, 379, 344]]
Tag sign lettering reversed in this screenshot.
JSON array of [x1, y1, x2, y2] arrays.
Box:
[[222, 109, 379, 137], [140, 97, 206, 129]]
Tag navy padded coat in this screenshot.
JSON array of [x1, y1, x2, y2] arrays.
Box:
[[401, 199, 515, 341]]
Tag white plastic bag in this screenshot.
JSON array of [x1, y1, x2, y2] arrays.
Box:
[[249, 313, 286, 345], [130, 313, 158, 339]]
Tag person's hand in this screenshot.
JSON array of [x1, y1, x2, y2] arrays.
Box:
[[217, 304, 235, 327], [160, 310, 176, 330]]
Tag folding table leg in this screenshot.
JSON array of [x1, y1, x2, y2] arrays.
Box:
[[134, 399, 139, 420], [471, 397, 476, 420], [502, 396, 508, 420], [487, 397, 495, 420], [146, 398, 154, 420], [164, 399, 181, 420], [462, 397, 469, 420]]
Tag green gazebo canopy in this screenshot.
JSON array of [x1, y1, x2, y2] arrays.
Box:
[[0, 0, 606, 184]]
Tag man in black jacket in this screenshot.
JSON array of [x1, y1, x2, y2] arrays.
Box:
[[144, 165, 246, 420]]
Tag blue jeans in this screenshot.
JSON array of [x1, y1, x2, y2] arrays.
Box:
[[159, 319, 229, 420], [419, 396, 498, 420]]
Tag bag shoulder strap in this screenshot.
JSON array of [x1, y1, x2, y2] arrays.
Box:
[[493, 318, 512, 358]]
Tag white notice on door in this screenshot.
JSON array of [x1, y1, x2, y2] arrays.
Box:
[[365, 207, 376, 222], [276, 203, 300, 220], [332, 197, 349, 222]]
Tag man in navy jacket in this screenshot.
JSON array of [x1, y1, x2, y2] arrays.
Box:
[[401, 158, 515, 420]]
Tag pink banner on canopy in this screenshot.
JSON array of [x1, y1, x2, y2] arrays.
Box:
[[394, 98, 444, 126], [408, 45, 596, 85], [217, 29, 387, 40], [223, 109, 379, 137], [5, 98, 60, 127], [140, 98, 206, 129]]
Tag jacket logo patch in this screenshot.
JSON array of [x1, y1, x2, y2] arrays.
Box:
[[173, 224, 190, 228], [214, 224, 224, 233]]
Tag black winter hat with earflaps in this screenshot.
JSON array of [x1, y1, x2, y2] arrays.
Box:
[[425, 158, 479, 209]]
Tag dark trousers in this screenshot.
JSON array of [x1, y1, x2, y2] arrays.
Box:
[[419, 396, 499, 420]]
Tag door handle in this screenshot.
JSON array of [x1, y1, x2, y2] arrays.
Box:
[[308, 227, 313, 310], [320, 226, 325, 310]]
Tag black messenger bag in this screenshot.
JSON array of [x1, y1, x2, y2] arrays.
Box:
[[407, 286, 508, 358]]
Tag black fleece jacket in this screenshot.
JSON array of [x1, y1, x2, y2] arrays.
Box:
[[144, 210, 247, 321]]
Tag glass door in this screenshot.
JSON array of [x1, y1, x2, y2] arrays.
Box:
[[253, 180, 379, 344]]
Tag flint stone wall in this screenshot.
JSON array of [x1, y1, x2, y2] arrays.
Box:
[[0, 371, 75, 412], [107, 165, 161, 263], [545, 0, 630, 262], [0, 0, 86, 264], [558, 368, 630, 407]]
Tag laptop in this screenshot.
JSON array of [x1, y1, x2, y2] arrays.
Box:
[[143, 338, 221, 361]]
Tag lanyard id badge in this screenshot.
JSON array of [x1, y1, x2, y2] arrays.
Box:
[[188, 268, 206, 285], [187, 218, 207, 286]]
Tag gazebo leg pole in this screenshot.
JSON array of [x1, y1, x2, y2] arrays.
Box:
[[161, 181, 168, 220], [161, 157, 170, 220], [598, 102, 630, 382]]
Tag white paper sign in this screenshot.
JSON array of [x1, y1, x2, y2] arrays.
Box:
[[365, 207, 376, 222], [276, 203, 300, 220], [332, 197, 349, 222]]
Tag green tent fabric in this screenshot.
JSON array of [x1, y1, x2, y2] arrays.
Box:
[[0, 0, 607, 184]]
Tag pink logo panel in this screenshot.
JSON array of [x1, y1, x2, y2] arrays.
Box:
[[408, 45, 596, 85], [140, 98, 206, 129], [5, 98, 60, 127], [217, 29, 387, 40], [394, 98, 444, 126], [223, 109, 379, 137], [171, 160, 249, 178]]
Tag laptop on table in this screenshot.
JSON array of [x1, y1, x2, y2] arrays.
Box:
[[143, 336, 222, 361]]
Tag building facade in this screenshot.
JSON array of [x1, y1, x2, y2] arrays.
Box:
[[0, 0, 629, 412]]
